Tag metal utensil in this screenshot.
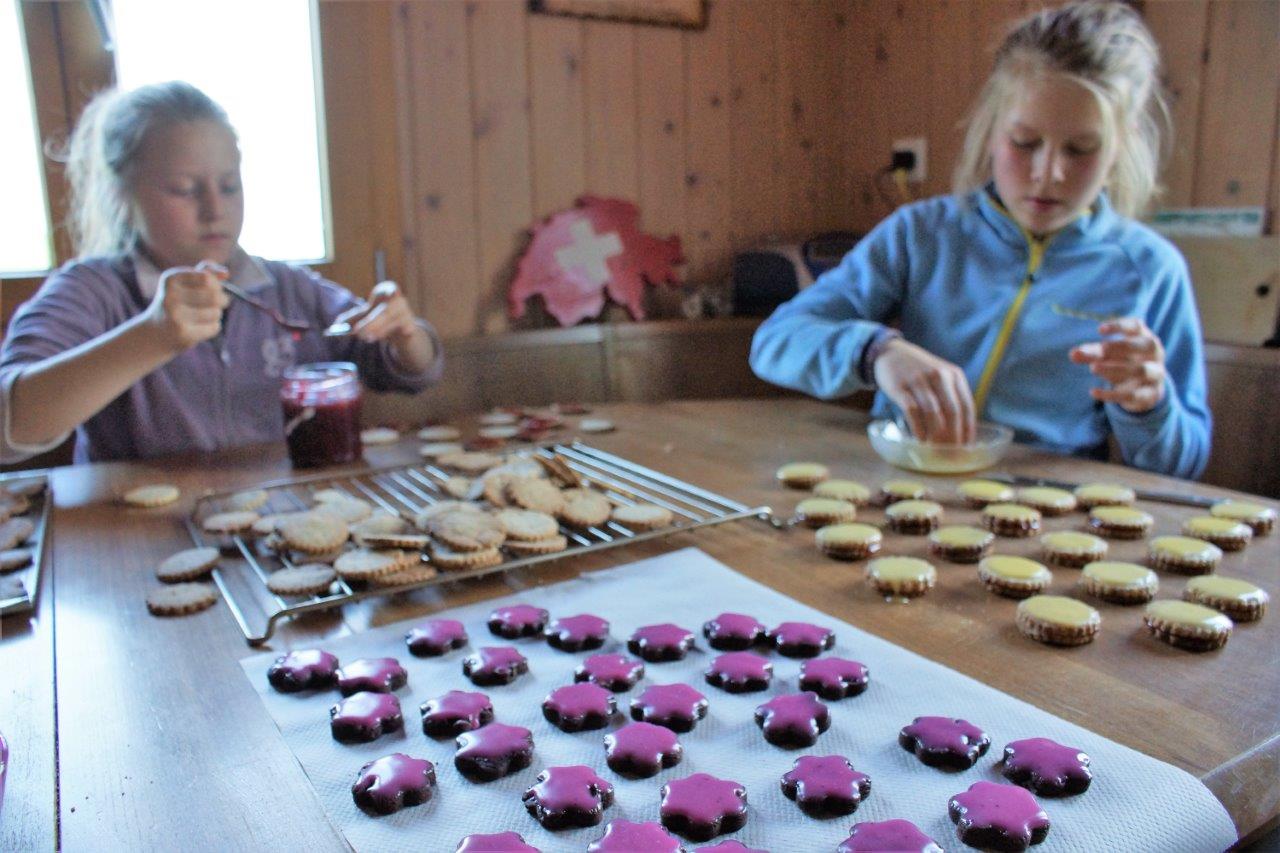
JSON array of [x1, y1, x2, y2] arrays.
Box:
[[985, 472, 1218, 508], [222, 282, 312, 334]]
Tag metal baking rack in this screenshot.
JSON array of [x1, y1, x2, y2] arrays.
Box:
[[0, 469, 53, 618], [186, 442, 770, 646]]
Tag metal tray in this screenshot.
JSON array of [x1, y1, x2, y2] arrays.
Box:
[[0, 470, 52, 618], [186, 442, 769, 645]]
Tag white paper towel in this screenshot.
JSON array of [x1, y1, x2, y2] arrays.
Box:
[[241, 547, 1238, 852]]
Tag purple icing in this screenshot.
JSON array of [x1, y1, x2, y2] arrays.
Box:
[[702, 612, 767, 651], [545, 613, 610, 652], [628, 623, 695, 662], [799, 657, 870, 700], [335, 657, 407, 695], [587, 820, 684, 853], [421, 690, 494, 738], [575, 653, 645, 692], [267, 648, 339, 692], [768, 622, 835, 657], [463, 646, 529, 686], [330, 692, 403, 743], [542, 683, 616, 732], [838, 819, 943, 853], [660, 772, 749, 842], [699, 843, 768, 853], [488, 604, 550, 639], [1001, 737, 1093, 797], [405, 618, 468, 656], [899, 716, 990, 771], [755, 692, 831, 748], [948, 781, 1051, 851], [604, 721, 683, 777], [780, 755, 871, 817], [630, 683, 709, 733], [351, 752, 436, 815], [705, 651, 773, 693], [455, 832, 540, 853], [522, 764, 615, 830], [455, 722, 534, 782]]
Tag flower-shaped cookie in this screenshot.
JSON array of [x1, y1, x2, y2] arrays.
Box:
[[704, 651, 773, 693], [755, 692, 831, 748], [330, 692, 403, 743], [542, 683, 616, 732], [768, 621, 836, 657], [463, 646, 529, 686], [899, 716, 990, 770], [630, 683, 709, 733], [586, 820, 683, 853], [335, 657, 407, 695], [522, 764, 615, 830], [488, 604, 550, 639], [948, 781, 1050, 850], [404, 618, 468, 656], [574, 653, 645, 692], [780, 755, 871, 817], [455, 722, 534, 782], [628, 623, 695, 662], [702, 612, 767, 650], [799, 657, 869, 700], [544, 613, 610, 652], [659, 772, 748, 842], [420, 690, 494, 738], [1000, 737, 1093, 796], [604, 722, 682, 778], [351, 753, 436, 815], [267, 649, 339, 692]]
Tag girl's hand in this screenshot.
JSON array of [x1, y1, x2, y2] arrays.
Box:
[[331, 281, 419, 343], [1069, 317, 1166, 413], [872, 338, 977, 444], [147, 260, 230, 351]]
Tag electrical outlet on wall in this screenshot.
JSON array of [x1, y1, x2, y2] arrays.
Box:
[[891, 137, 927, 182]]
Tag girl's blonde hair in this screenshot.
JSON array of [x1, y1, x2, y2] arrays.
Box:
[[62, 81, 234, 258], [952, 1, 1169, 218]]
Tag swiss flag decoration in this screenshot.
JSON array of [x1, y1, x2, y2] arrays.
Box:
[[509, 196, 684, 327]]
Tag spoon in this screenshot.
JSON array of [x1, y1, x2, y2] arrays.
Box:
[[221, 282, 311, 335]]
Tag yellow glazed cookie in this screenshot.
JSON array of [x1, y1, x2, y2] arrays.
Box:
[[1015, 595, 1100, 646], [795, 497, 857, 528], [978, 555, 1053, 599], [1148, 535, 1222, 576], [813, 479, 872, 506], [1182, 575, 1269, 622], [1015, 486, 1077, 516], [1073, 482, 1135, 509], [1087, 505, 1153, 540], [865, 556, 936, 598], [880, 479, 929, 505], [815, 522, 882, 561], [122, 484, 181, 508], [927, 525, 994, 563], [884, 499, 943, 534], [981, 503, 1042, 538], [776, 462, 830, 490], [1209, 500, 1275, 536], [1143, 600, 1232, 652], [1039, 531, 1108, 568], [956, 479, 1015, 508], [1079, 561, 1158, 605], [1181, 516, 1251, 552]]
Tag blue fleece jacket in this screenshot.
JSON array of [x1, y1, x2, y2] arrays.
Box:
[[749, 188, 1211, 479]]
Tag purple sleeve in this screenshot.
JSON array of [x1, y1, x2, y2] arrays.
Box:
[[0, 263, 118, 371]]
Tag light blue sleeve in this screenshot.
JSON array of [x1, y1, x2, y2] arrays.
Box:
[[748, 211, 911, 400], [1105, 246, 1212, 480]]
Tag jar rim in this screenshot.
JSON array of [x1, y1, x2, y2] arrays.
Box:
[[283, 361, 358, 381]]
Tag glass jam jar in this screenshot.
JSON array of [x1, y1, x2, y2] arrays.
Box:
[[280, 362, 363, 468]]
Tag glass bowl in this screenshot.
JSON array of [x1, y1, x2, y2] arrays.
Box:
[[867, 419, 1014, 474]]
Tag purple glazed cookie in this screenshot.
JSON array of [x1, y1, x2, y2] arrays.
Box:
[[330, 691, 404, 743], [542, 683, 617, 732], [405, 618, 468, 657], [630, 683, 710, 733], [698, 843, 768, 853], [780, 755, 871, 818], [587, 820, 684, 853], [455, 832, 541, 853], [463, 646, 530, 686], [948, 781, 1050, 851], [704, 651, 773, 693], [628, 623, 696, 662], [799, 657, 869, 701], [421, 690, 494, 738], [575, 653, 645, 692], [768, 621, 835, 658], [488, 604, 550, 639], [267, 648, 339, 692], [335, 657, 408, 695], [522, 764, 615, 830], [754, 692, 830, 748], [838, 819, 943, 853], [659, 772, 748, 842], [702, 612, 767, 651], [351, 752, 436, 815], [604, 721, 683, 778], [544, 613, 610, 652], [1000, 737, 1093, 797], [899, 716, 990, 771], [455, 722, 534, 782]]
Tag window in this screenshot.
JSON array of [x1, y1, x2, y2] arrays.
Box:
[[0, 0, 54, 275], [112, 0, 330, 263]]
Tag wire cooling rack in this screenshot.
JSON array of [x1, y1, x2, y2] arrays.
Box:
[[187, 442, 770, 645], [0, 470, 52, 618]]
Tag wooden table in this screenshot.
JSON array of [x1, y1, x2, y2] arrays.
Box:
[[3, 399, 1277, 850]]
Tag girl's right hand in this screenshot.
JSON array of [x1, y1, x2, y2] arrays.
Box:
[[872, 337, 977, 444], [146, 261, 230, 351]]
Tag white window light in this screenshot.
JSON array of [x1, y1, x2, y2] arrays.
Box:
[[0, 0, 54, 276], [112, 0, 330, 264]]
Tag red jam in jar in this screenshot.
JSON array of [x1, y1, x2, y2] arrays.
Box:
[[281, 362, 363, 468]]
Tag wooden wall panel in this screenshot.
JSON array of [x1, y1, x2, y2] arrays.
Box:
[[1143, 0, 1210, 209], [529, 15, 587, 220], [682, 0, 732, 283], [727, 0, 781, 247], [583, 21, 639, 201], [635, 28, 687, 249]]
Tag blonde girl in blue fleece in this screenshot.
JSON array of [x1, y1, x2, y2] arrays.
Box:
[[750, 1, 1210, 479]]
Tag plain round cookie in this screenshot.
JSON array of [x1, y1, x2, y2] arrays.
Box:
[[361, 427, 400, 445], [155, 547, 220, 583], [226, 489, 269, 512], [146, 582, 217, 616], [267, 563, 338, 596], [495, 508, 560, 541], [611, 503, 674, 531], [559, 488, 613, 528], [277, 513, 350, 554], [122, 484, 181, 508], [417, 425, 461, 441], [201, 510, 261, 535]]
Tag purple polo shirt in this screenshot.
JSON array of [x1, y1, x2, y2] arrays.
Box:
[[0, 249, 443, 464]]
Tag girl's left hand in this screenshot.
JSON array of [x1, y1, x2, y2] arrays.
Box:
[[1069, 317, 1166, 413], [331, 281, 419, 343]]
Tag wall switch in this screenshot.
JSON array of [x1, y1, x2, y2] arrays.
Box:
[[891, 137, 927, 182]]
